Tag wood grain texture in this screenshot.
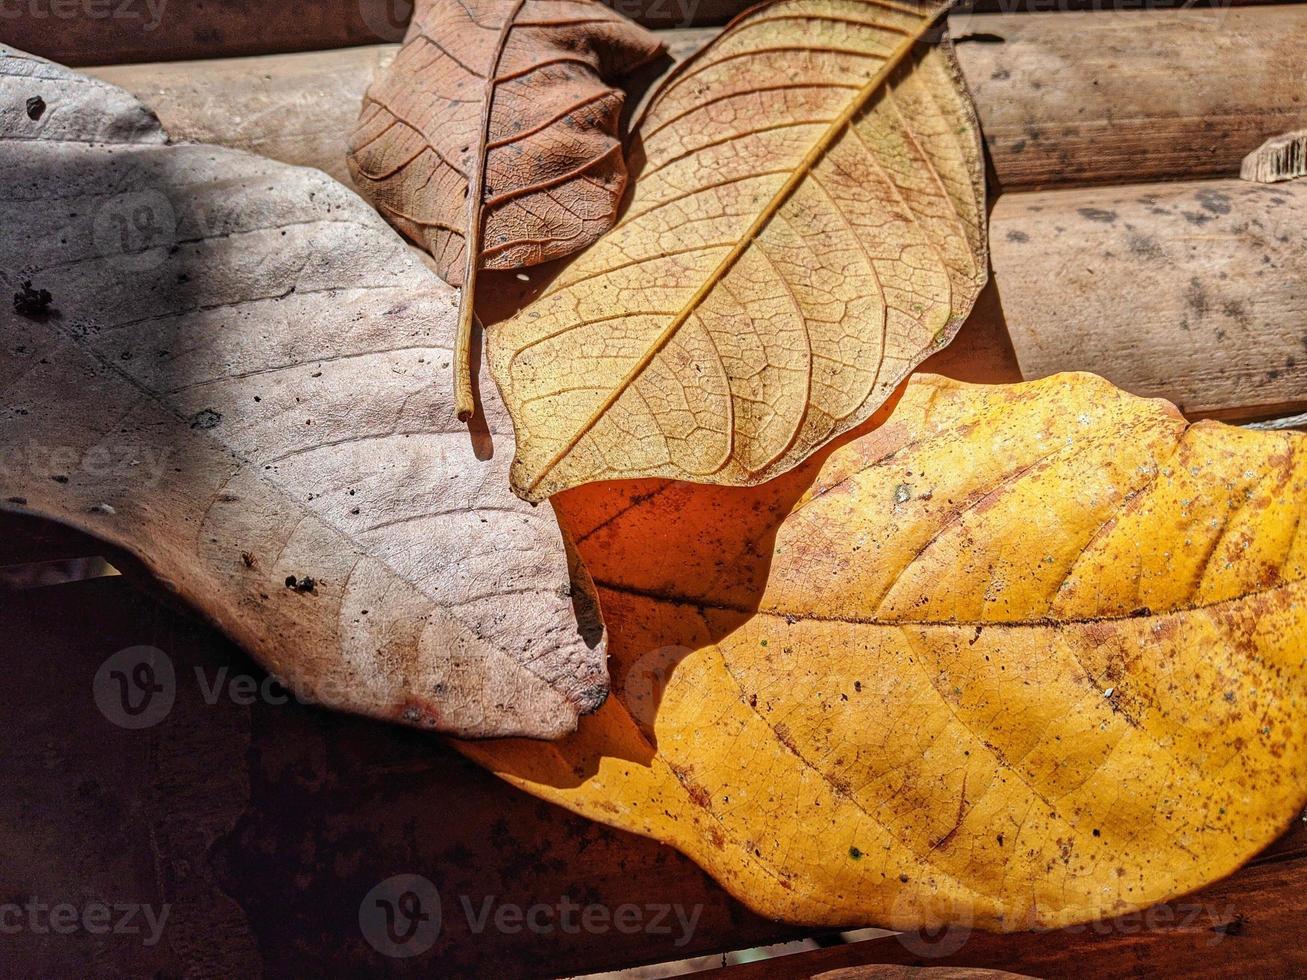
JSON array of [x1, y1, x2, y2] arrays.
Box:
[[0, 0, 748, 67], [955, 5, 1307, 191], [8, 0, 1297, 67], [87, 46, 399, 188], [713, 824, 1307, 978], [989, 179, 1307, 422], [84, 5, 1307, 194], [84, 5, 1307, 188], [0, 568, 806, 978]]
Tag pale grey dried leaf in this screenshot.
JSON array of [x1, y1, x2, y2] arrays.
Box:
[[0, 47, 605, 738]]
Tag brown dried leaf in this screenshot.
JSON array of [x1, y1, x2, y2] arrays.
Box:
[[347, 0, 664, 417]]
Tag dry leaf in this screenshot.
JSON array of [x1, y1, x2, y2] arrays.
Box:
[[0, 47, 603, 739], [490, 0, 986, 501], [347, 0, 664, 418], [461, 372, 1307, 929]]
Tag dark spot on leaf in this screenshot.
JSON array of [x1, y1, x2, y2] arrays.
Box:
[[13, 280, 52, 318], [26, 95, 45, 120], [189, 408, 222, 430]]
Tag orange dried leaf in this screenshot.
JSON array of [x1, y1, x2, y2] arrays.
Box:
[[461, 373, 1307, 931], [490, 0, 986, 500]]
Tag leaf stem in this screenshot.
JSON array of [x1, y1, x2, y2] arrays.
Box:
[[454, 0, 529, 423], [454, 281, 478, 422]]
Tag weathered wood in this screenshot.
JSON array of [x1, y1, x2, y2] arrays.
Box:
[[1241, 129, 1307, 184], [8, 0, 1296, 67], [5, 543, 1306, 975], [89, 45, 396, 189], [84, 5, 1307, 196], [711, 824, 1307, 979], [0, 572, 804, 978], [956, 6, 1307, 190], [987, 179, 1307, 422], [0, 0, 749, 68]]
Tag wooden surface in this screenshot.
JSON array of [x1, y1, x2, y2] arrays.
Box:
[[987, 179, 1307, 421], [86, 5, 1307, 193], [0, 0, 751, 67], [711, 823, 1307, 978], [0, 531, 806, 978], [2, 524, 1305, 977], [6, 3, 1307, 976], [3, 0, 1293, 67], [956, 6, 1307, 191]]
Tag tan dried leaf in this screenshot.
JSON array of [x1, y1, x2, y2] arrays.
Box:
[[490, 0, 986, 501], [0, 48, 603, 739]]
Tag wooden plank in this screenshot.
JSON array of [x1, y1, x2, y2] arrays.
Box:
[[986, 179, 1307, 422], [7, 0, 1296, 67], [6, 535, 1306, 976], [0, 0, 751, 68], [87, 44, 395, 189], [0, 572, 805, 978], [710, 822, 1307, 979], [955, 6, 1307, 191], [83, 5, 1307, 194]]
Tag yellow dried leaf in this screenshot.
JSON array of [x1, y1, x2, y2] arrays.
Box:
[[490, 0, 986, 501], [460, 373, 1307, 931]]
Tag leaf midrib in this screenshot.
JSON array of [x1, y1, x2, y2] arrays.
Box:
[[522, 2, 949, 495]]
